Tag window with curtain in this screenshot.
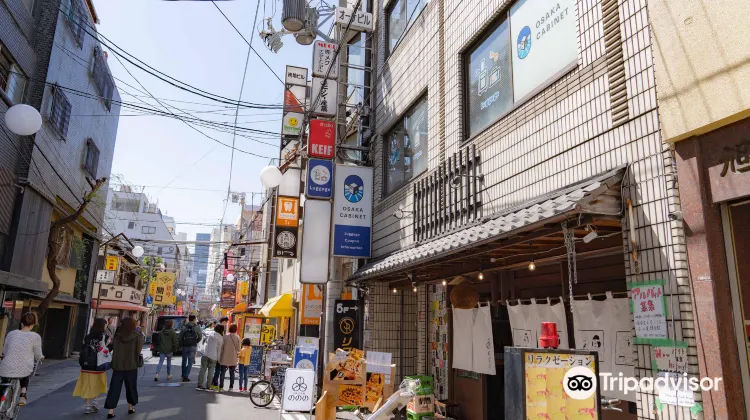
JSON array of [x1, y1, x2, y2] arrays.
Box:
[[387, 0, 426, 55], [385, 96, 428, 195]]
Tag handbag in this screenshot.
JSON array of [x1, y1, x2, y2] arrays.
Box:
[[96, 338, 113, 371]]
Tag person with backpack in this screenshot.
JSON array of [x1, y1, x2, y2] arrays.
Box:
[[154, 319, 179, 382], [73, 318, 110, 414], [178, 314, 202, 382]]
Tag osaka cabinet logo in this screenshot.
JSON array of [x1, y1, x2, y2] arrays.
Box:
[[517, 26, 532, 59], [343, 175, 364, 203]]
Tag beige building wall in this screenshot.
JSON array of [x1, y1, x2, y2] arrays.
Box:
[[649, 0, 750, 143]]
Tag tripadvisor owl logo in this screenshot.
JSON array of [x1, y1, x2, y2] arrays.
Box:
[[563, 366, 597, 400]]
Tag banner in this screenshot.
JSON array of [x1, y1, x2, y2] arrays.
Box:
[[310, 77, 337, 116], [220, 276, 236, 308], [300, 284, 323, 324], [273, 195, 300, 258], [451, 306, 496, 374], [152, 272, 175, 306], [312, 40, 339, 79], [333, 300, 361, 351], [333, 165, 373, 257], [507, 298, 569, 349]]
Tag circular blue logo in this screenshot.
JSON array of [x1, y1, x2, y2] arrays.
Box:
[[517, 26, 531, 59], [343, 175, 364, 203]]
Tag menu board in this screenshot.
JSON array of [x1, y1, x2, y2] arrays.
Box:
[[248, 346, 265, 376]]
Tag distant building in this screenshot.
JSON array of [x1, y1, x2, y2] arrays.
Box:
[[194, 233, 210, 292]]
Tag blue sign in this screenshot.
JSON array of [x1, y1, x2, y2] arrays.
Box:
[[306, 159, 333, 199], [333, 166, 373, 258], [293, 346, 318, 372], [145, 296, 153, 305], [517, 26, 531, 59]]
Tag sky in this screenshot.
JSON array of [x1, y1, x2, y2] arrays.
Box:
[[95, 0, 317, 240]]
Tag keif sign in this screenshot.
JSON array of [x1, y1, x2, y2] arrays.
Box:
[[282, 368, 315, 411], [309, 119, 336, 159], [333, 165, 372, 257], [306, 159, 333, 199]]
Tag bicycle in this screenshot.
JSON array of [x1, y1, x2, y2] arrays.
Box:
[[249, 365, 321, 408], [0, 359, 41, 420]]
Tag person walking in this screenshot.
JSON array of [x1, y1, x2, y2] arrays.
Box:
[[154, 319, 179, 382], [104, 317, 143, 419], [73, 318, 110, 414], [197, 324, 224, 392], [237, 338, 251, 392], [211, 317, 230, 386], [178, 315, 202, 382], [105, 318, 116, 340], [0, 312, 43, 406], [217, 324, 241, 392]]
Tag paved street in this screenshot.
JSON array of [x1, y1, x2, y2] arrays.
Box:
[[20, 349, 318, 420]]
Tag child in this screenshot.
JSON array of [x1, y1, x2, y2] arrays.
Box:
[[237, 338, 252, 392]]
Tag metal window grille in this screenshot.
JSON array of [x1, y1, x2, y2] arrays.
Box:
[[83, 139, 99, 178], [92, 47, 114, 110], [50, 86, 71, 138], [64, 0, 86, 46]]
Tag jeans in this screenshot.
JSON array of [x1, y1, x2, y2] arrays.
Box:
[[220, 365, 235, 389], [212, 364, 221, 386], [104, 370, 138, 409], [156, 352, 172, 376], [238, 364, 248, 389], [197, 357, 217, 389], [181, 347, 197, 379]]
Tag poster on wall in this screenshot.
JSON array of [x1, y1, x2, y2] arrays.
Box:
[[629, 281, 668, 341], [507, 298, 569, 349], [333, 300, 361, 351], [524, 351, 599, 419], [509, 0, 578, 101], [429, 285, 449, 399], [333, 165, 373, 257], [220, 276, 236, 308]]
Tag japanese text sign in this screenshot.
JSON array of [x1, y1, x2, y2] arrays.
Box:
[[309, 119, 336, 159], [276, 196, 300, 227], [312, 41, 339, 79], [310, 77, 337, 117], [105, 255, 118, 271], [333, 300, 361, 351], [335, 7, 373, 32], [152, 272, 175, 305], [285, 66, 308, 86], [652, 343, 689, 373], [630, 282, 668, 341], [306, 159, 333, 199], [96, 270, 115, 284], [524, 351, 598, 419], [301, 284, 323, 325]]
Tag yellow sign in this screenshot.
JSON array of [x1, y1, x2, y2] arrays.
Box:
[[275, 196, 300, 227], [152, 272, 175, 305], [240, 281, 249, 295], [149, 283, 156, 296], [260, 324, 276, 344], [105, 256, 118, 271], [525, 352, 598, 420]]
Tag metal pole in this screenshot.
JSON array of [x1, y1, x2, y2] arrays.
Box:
[[93, 244, 105, 321]]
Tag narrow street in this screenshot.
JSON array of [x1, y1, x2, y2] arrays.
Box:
[[21, 349, 314, 420]]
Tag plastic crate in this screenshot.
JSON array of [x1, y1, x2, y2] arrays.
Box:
[[405, 375, 434, 396]]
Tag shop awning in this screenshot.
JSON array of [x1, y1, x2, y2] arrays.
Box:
[[259, 293, 293, 318], [91, 301, 149, 312], [349, 166, 626, 283], [21, 291, 84, 305], [233, 302, 248, 313]]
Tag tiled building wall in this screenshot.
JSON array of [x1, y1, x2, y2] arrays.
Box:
[[370, 0, 697, 417]]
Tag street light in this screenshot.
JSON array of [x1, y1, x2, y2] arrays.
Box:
[[226, 274, 235, 282], [4, 104, 42, 136], [132, 245, 144, 258], [260, 165, 283, 189]]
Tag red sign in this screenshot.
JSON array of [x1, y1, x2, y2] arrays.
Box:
[[309, 119, 336, 159]]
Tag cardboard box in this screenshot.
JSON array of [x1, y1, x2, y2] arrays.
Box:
[[407, 394, 435, 414]]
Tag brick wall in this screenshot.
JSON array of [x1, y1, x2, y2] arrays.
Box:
[[369, 0, 697, 417]]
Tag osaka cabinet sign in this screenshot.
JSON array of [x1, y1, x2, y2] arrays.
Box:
[[333, 165, 372, 258]]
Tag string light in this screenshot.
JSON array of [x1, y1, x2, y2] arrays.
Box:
[[393, 288, 397, 294], [528, 258, 536, 271], [441, 280, 447, 286], [413, 286, 417, 292], [478, 271, 484, 280]]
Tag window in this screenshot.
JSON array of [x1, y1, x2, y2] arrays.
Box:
[[0, 43, 27, 104], [49, 86, 71, 138], [112, 198, 140, 212], [92, 47, 114, 110], [240, 248, 246, 256], [141, 226, 156, 234], [386, 0, 425, 55], [385, 96, 428, 195], [127, 221, 135, 229], [83, 139, 99, 177], [157, 247, 163, 255], [61, 0, 86, 46]]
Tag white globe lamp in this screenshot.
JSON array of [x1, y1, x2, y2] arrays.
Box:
[[226, 274, 235, 282], [259, 165, 283, 189], [4, 104, 42, 136], [132, 245, 144, 258]]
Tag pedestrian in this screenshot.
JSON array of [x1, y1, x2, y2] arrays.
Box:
[[197, 324, 224, 392], [104, 317, 144, 419], [105, 318, 116, 340], [237, 338, 251, 392], [218, 324, 241, 392], [154, 319, 179, 382], [178, 314, 202, 382], [0, 312, 43, 406], [211, 317, 230, 388], [73, 318, 109, 414]]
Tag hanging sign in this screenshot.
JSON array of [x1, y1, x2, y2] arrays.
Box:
[[96, 270, 115, 284], [300, 285, 323, 324], [333, 300, 361, 351], [282, 368, 316, 411], [335, 7, 373, 32], [152, 272, 175, 305], [282, 112, 304, 136], [308, 119, 336, 159], [312, 41, 339, 79], [306, 159, 333, 199], [274, 195, 300, 258], [310, 77, 338, 117], [285, 66, 308, 86], [105, 255, 118, 271], [333, 165, 373, 257], [630, 282, 668, 341], [284, 85, 307, 113], [220, 276, 236, 308]]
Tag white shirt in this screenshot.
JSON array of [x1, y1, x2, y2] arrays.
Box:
[[200, 331, 223, 361], [0, 330, 43, 378]]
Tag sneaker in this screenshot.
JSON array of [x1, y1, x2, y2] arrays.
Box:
[[196, 386, 205, 391], [154, 374, 159, 382], [209, 385, 219, 392], [18, 395, 26, 406], [84, 406, 93, 415], [228, 388, 234, 392], [182, 377, 190, 383], [167, 375, 172, 380], [91, 404, 100, 412]]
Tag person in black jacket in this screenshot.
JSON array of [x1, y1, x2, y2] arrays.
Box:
[[104, 317, 144, 419], [73, 318, 109, 414]]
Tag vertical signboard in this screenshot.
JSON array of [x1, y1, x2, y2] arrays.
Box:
[[300, 284, 323, 325], [282, 66, 309, 163], [312, 41, 339, 79], [273, 195, 300, 258], [285, 66, 309, 86], [310, 77, 338, 117], [333, 300, 362, 351], [284, 85, 308, 113], [333, 165, 373, 257], [306, 159, 333, 199], [300, 200, 331, 284], [308, 119, 336, 159], [152, 272, 175, 305], [221, 276, 236, 308]]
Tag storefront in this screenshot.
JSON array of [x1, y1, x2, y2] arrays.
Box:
[[259, 292, 294, 344], [352, 168, 641, 419], [674, 117, 750, 418], [91, 283, 149, 328]]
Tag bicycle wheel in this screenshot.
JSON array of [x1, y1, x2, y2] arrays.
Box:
[[249, 380, 275, 407]]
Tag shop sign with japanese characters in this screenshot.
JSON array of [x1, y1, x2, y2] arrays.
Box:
[[310, 77, 338, 117], [312, 41, 339, 79], [652, 343, 689, 373], [630, 282, 668, 341], [274, 196, 300, 259], [285, 66, 308, 86], [306, 159, 333, 199], [335, 7, 373, 32], [96, 270, 115, 284], [309, 119, 336, 159], [94, 284, 144, 305]]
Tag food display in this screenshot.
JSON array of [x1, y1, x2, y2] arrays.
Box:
[[365, 373, 385, 404], [338, 384, 364, 406]]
